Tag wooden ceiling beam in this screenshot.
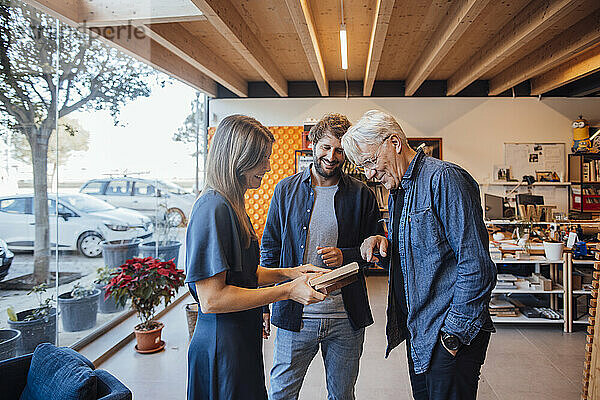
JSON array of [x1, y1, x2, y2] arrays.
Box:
[[284, 0, 328, 96], [447, 0, 584, 96], [531, 44, 600, 95], [24, 0, 79, 24], [23, 0, 218, 96], [79, 0, 206, 27], [363, 0, 395, 96], [404, 0, 490, 96], [191, 0, 288, 97], [489, 8, 600, 96], [97, 30, 218, 97], [145, 23, 247, 97]]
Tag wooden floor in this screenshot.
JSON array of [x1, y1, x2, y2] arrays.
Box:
[[98, 276, 586, 399]]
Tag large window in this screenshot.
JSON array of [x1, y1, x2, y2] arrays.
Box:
[[0, 0, 207, 358]]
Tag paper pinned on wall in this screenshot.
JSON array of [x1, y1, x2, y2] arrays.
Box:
[[504, 143, 565, 181], [545, 147, 563, 160]]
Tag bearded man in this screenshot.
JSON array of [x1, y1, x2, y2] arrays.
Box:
[[261, 113, 384, 400]]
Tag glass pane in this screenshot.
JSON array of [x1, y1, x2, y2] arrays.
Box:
[[0, 0, 61, 357], [105, 180, 132, 196], [0, 198, 30, 214], [80, 181, 105, 194], [1, 0, 208, 361], [133, 181, 156, 197]]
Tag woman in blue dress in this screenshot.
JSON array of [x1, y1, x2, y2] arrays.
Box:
[[186, 115, 327, 400]]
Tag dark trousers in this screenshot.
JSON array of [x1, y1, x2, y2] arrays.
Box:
[[407, 330, 491, 400]]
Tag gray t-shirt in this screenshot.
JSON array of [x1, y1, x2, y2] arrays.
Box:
[[302, 185, 347, 318]]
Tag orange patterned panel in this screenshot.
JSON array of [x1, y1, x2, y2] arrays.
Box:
[[208, 126, 303, 240], [245, 126, 303, 239]]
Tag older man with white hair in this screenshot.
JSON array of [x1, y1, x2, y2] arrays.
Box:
[[342, 110, 497, 400]]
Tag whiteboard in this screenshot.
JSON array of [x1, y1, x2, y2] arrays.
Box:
[[504, 143, 566, 182]]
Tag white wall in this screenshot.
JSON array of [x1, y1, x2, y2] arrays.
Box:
[[210, 97, 600, 184]]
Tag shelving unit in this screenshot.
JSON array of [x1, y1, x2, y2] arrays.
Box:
[[571, 257, 598, 330], [568, 153, 600, 214], [491, 257, 568, 331], [486, 220, 600, 332]]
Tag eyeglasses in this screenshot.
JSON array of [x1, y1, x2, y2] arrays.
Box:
[[357, 135, 391, 170]]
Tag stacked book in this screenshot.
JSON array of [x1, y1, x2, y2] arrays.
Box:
[[495, 274, 518, 290], [489, 295, 519, 317], [582, 159, 600, 182], [309, 262, 359, 294]]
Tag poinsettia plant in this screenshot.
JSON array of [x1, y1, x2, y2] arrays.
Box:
[[105, 257, 186, 331]]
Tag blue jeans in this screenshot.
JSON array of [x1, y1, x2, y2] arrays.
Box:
[[269, 318, 365, 400]]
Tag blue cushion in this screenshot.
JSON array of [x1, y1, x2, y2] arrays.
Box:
[[20, 343, 97, 400]]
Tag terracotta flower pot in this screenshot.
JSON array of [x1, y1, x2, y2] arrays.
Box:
[[134, 321, 165, 353]]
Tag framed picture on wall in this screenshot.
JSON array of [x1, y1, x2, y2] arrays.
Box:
[[295, 150, 313, 173], [407, 138, 442, 160]]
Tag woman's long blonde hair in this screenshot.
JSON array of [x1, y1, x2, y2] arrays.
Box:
[[203, 115, 274, 248]]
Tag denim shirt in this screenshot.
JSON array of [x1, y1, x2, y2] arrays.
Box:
[[383, 150, 497, 374], [261, 165, 384, 332]]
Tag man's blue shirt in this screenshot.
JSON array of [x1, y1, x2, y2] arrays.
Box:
[[260, 166, 384, 332], [383, 150, 497, 374]]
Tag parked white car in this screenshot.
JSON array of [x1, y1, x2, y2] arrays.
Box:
[[80, 177, 196, 227], [0, 194, 153, 258]]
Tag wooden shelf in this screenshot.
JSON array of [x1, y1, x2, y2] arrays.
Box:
[[492, 284, 564, 294], [573, 315, 592, 325], [492, 313, 564, 324], [492, 258, 564, 264], [486, 220, 600, 226], [573, 260, 597, 265], [573, 289, 592, 295], [482, 182, 570, 186]]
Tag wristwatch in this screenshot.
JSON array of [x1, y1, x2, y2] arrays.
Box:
[[441, 331, 461, 351]]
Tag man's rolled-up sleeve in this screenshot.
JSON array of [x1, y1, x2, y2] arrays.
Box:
[[434, 166, 497, 345]]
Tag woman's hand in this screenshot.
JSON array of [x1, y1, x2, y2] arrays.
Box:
[[287, 264, 329, 280], [287, 275, 326, 305]]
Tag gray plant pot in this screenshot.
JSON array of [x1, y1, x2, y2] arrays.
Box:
[[139, 241, 182, 267], [8, 308, 56, 356], [95, 282, 125, 314], [101, 238, 142, 269], [0, 263, 10, 282], [58, 289, 100, 332], [0, 329, 21, 361]]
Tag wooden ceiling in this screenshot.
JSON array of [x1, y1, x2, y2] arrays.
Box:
[[27, 0, 600, 98]]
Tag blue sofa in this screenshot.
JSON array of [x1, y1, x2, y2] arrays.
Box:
[[0, 343, 131, 400]]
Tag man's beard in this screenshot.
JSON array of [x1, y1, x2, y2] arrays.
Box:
[[314, 156, 342, 179]]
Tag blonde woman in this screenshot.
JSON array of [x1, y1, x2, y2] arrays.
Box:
[[185, 115, 327, 400]]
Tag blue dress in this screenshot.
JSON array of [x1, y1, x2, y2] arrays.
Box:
[[185, 190, 267, 400]]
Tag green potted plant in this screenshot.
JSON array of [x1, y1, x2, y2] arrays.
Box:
[[104, 256, 185, 353], [7, 283, 56, 355], [139, 204, 182, 267], [58, 282, 100, 332], [95, 267, 126, 313]]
